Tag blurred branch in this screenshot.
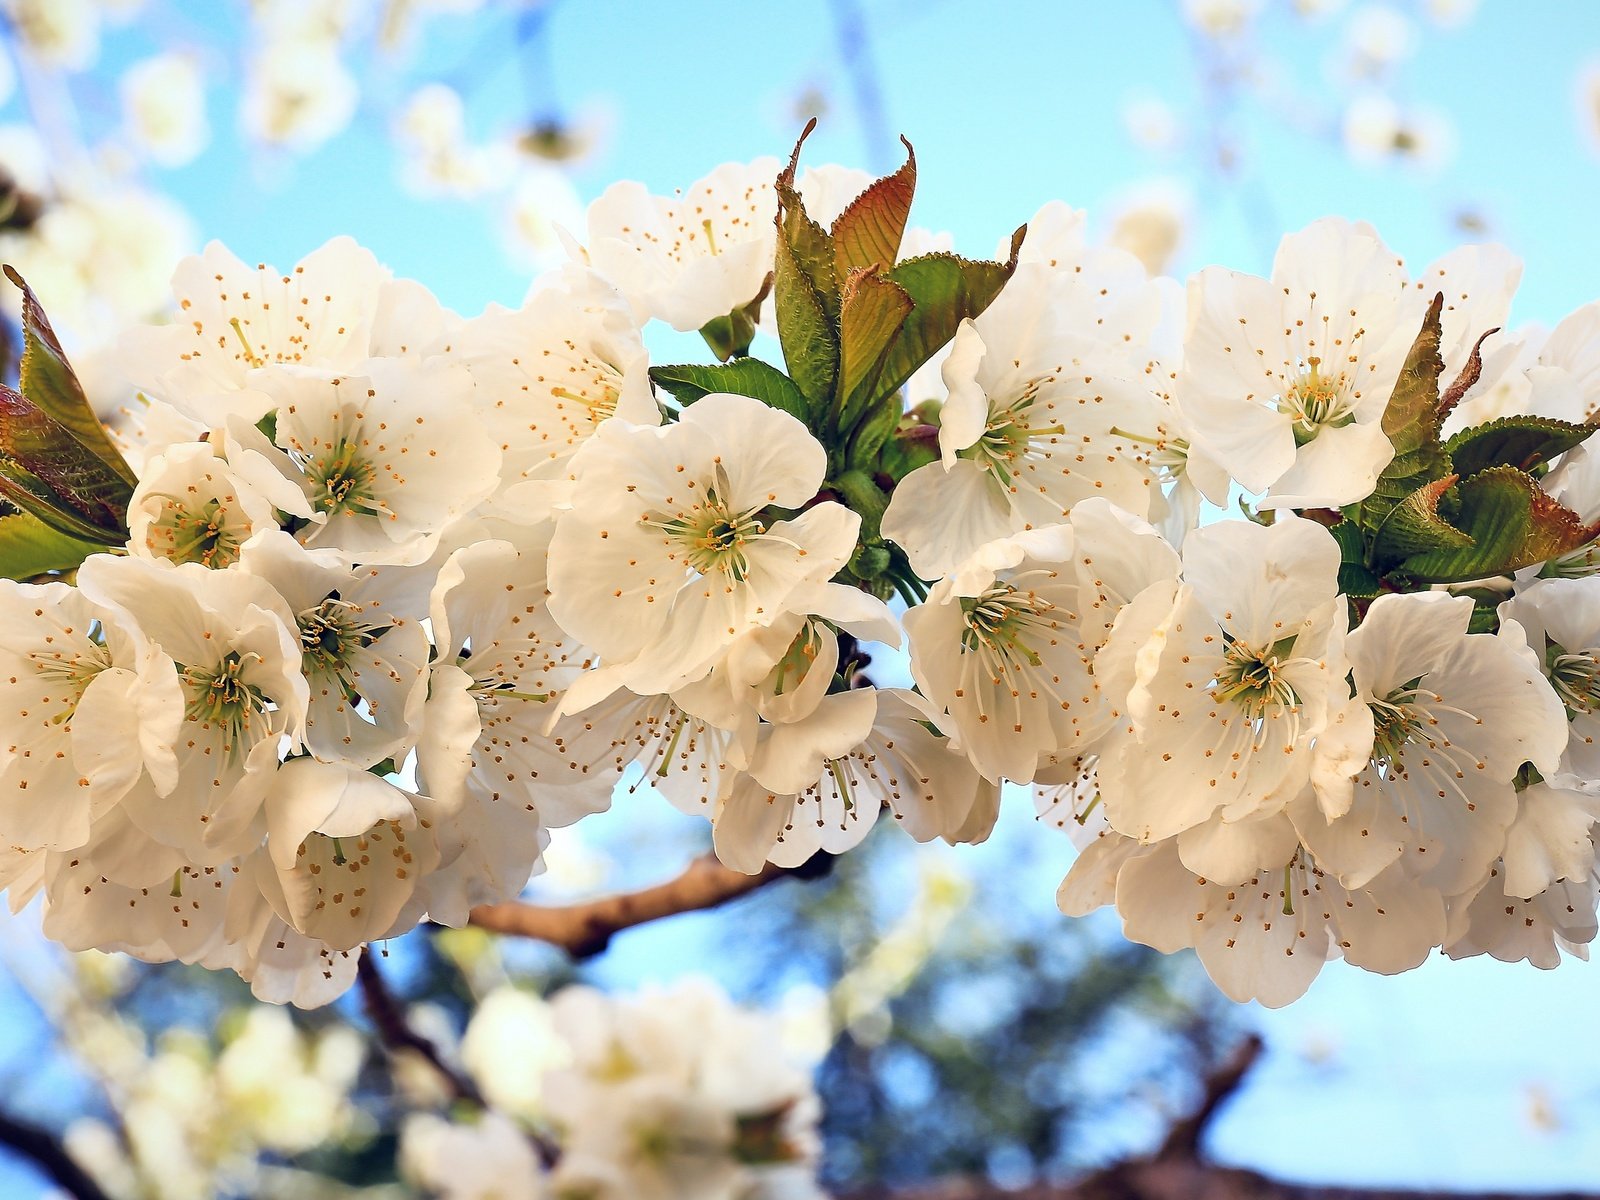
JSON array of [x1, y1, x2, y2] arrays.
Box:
[[469, 853, 810, 958], [0, 1109, 111, 1200], [826, 0, 894, 170], [356, 951, 485, 1108], [839, 1032, 1600, 1198]]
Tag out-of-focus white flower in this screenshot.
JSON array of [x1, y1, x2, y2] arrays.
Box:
[[1579, 60, 1600, 155], [1342, 93, 1456, 169], [1121, 96, 1180, 153], [1423, 0, 1478, 27], [460, 986, 567, 1120], [1291, 0, 1347, 19], [1180, 0, 1261, 37], [505, 162, 586, 270], [242, 37, 358, 151], [216, 1006, 363, 1153], [1340, 5, 1416, 79], [0, 175, 194, 349], [121, 52, 209, 167], [401, 1110, 548, 1200], [4, 0, 100, 69], [1105, 182, 1189, 275]]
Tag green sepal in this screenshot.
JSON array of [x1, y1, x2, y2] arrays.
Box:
[[698, 285, 767, 363], [831, 136, 915, 280], [877, 416, 940, 483], [828, 467, 890, 541], [0, 510, 105, 579], [1362, 293, 1448, 533], [648, 359, 812, 425], [6, 266, 136, 490], [1329, 517, 1381, 598], [1442, 414, 1597, 481], [1371, 475, 1473, 566], [1396, 465, 1600, 584], [846, 391, 904, 471]]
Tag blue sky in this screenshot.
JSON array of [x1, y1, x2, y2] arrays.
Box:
[[4, 0, 1600, 1193]]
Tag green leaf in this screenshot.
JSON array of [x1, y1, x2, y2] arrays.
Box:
[[1327, 515, 1381, 597], [0, 383, 131, 539], [832, 136, 915, 280], [0, 510, 103, 579], [1362, 293, 1448, 533], [1397, 465, 1600, 584], [1437, 325, 1499, 421], [1372, 475, 1474, 565], [772, 121, 841, 404], [6, 266, 137, 490], [648, 359, 812, 424], [866, 230, 1026, 407], [1443, 414, 1597, 481], [837, 267, 913, 421]]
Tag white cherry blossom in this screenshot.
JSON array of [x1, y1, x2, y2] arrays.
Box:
[[547, 393, 859, 696]]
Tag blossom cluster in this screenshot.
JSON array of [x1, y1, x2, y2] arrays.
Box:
[[404, 979, 824, 1200], [1, 139, 1598, 1009]]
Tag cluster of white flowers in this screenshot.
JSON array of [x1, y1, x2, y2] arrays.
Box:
[[1, 146, 1598, 1011], [402, 979, 824, 1200]]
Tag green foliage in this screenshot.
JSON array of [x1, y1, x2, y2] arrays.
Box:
[[1395, 465, 1600, 584], [649, 359, 813, 423], [0, 268, 134, 549], [1362, 293, 1449, 535], [0, 510, 104, 578], [1331, 297, 1600, 606], [1443, 413, 1595, 481]]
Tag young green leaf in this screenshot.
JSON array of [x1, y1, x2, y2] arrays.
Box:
[[1371, 475, 1473, 565], [1396, 465, 1600, 584], [648, 359, 813, 424], [5, 265, 137, 490], [772, 121, 841, 402], [0, 383, 132, 539], [1442, 414, 1596, 480], [1361, 293, 1448, 532], [832, 136, 915, 280], [837, 267, 913, 423], [0, 510, 104, 580]]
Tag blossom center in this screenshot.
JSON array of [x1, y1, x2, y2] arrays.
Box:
[[181, 651, 270, 752], [1212, 636, 1301, 717], [1546, 641, 1600, 716], [646, 478, 766, 581], [960, 582, 1055, 673], [1276, 357, 1356, 444], [298, 598, 386, 684], [148, 496, 245, 568], [300, 437, 386, 519], [963, 383, 1067, 484]]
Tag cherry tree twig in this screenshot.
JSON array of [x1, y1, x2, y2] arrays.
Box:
[[0, 1108, 112, 1200], [468, 854, 809, 958], [356, 951, 484, 1108]]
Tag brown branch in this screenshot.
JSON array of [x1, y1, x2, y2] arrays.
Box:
[[1153, 1032, 1263, 1161], [356, 951, 484, 1108], [468, 854, 801, 958], [0, 1109, 112, 1200], [840, 1036, 1600, 1199]]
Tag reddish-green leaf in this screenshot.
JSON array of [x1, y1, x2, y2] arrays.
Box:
[[1443, 413, 1597, 480], [1372, 474, 1472, 565], [837, 267, 913, 420], [1361, 293, 1449, 533], [832, 136, 915, 280], [6, 266, 136, 489], [1397, 465, 1599, 584]]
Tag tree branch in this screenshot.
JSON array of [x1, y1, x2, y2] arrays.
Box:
[[356, 951, 484, 1108], [468, 854, 805, 958], [0, 1108, 111, 1200], [1153, 1031, 1263, 1161]]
